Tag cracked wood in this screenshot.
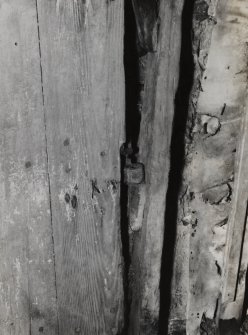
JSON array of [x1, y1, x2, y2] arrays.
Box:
[[0, 0, 58, 334]]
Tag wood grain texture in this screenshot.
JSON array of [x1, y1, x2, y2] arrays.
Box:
[[128, 1, 185, 334], [0, 0, 58, 334], [36, 0, 125, 334], [168, 1, 220, 333], [221, 0, 248, 317], [168, 0, 248, 333]]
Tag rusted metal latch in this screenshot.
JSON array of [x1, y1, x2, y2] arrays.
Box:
[[120, 143, 145, 185]]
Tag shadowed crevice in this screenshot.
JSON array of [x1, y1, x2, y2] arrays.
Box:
[[120, 0, 141, 332], [159, 0, 195, 333]]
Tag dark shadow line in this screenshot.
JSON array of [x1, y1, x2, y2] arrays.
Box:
[[120, 0, 141, 333], [159, 0, 195, 333], [124, 0, 141, 153], [241, 204, 248, 323], [234, 201, 248, 301], [242, 268, 248, 325]]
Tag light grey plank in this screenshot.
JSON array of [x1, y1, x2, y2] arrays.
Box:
[[0, 0, 58, 334], [36, 1, 125, 333]]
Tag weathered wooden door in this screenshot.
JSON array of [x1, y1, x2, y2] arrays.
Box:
[[2, 0, 248, 335], [0, 0, 124, 334]]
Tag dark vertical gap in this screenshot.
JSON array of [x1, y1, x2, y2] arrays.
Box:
[[241, 204, 248, 324], [159, 0, 195, 333], [242, 268, 248, 322], [234, 201, 248, 301], [124, 0, 141, 154], [223, 202, 248, 332], [120, 0, 141, 333]]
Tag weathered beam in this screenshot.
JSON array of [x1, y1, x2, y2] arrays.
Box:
[[168, 0, 248, 333], [221, 0, 248, 317], [127, 1, 185, 334], [36, 0, 125, 334], [0, 0, 58, 334]]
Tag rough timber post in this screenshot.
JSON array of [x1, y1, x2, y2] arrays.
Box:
[[168, 0, 248, 334], [127, 1, 185, 334]]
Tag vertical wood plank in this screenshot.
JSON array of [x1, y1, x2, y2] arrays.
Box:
[[221, 0, 248, 313], [168, 0, 219, 332], [36, 0, 125, 333], [128, 1, 185, 334], [0, 0, 58, 334], [168, 0, 248, 333], [222, 105, 248, 320]]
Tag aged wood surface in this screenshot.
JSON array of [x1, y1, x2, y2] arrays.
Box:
[[2, 0, 248, 334], [221, 0, 248, 319], [127, 1, 185, 334], [36, 0, 125, 334], [0, 0, 58, 334], [168, 0, 248, 333]]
